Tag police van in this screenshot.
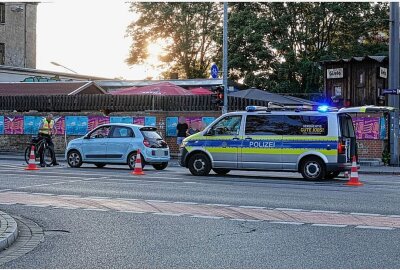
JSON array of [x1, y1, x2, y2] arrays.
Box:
[[179, 104, 359, 180]]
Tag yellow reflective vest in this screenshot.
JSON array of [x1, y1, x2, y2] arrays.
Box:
[[39, 119, 55, 135]]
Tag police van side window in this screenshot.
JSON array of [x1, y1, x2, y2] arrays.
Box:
[[208, 115, 242, 136], [245, 115, 284, 135], [283, 115, 328, 136]]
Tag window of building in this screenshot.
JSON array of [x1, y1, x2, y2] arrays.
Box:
[[0, 3, 5, 24], [0, 43, 4, 65]]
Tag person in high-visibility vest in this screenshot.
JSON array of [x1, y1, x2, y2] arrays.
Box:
[[38, 114, 59, 167]]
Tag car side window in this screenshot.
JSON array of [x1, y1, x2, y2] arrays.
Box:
[[208, 115, 242, 136], [245, 115, 284, 135], [89, 126, 111, 139], [111, 127, 134, 138]]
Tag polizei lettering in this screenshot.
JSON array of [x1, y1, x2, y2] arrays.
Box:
[[249, 141, 275, 148]]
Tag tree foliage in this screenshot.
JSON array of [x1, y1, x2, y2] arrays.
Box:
[[127, 2, 389, 93], [228, 2, 389, 93], [126, 2, 222, 79]]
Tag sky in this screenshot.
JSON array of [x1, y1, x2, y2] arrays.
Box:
[[36, 0, 161, 80]]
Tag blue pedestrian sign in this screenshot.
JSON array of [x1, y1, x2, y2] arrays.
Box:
[[211, 64, 219, 79]]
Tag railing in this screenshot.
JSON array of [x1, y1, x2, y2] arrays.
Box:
[[0, 95, 271, 112]]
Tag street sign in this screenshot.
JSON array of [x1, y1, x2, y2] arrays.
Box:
[[211, 64, 219, 79], [382, 88, 400, 95]]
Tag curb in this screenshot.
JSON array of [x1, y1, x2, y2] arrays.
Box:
[[0, 211, 18, 252]]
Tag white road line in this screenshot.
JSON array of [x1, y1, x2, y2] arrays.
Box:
[[0, 189, 12, 192], [173, 201, 198, 205], [152, 212, 183, 216], [191, 215, 223, 219], [350, 212, 382, 216], [238, 205, 266, 209], [355, 226, 394, 230], [310, 210, 340, 214], [270, 221, 305, 225], [145, 200, 168, 203], [83, 208, 108, 212], [183, 182, 198, 184], [118, 210, 146, 214], [311, 224, 348, 228], [206, 203, 231, 207], [229, 218, 247, 222], [275, 208, 305, 212], [389, 215, 400, 218]]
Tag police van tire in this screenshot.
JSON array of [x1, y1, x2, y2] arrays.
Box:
[[188, 153, 211, 176], [212, 168, 230, 175], [325, 171, 340, 179], [300, 157, 326, 181]]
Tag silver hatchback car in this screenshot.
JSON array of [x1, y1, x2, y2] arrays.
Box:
[[66, 123, 170, 170]]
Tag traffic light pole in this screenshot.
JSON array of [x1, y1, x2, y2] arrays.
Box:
[[222, 2, 228, 114], [389, 2, 400, 166]]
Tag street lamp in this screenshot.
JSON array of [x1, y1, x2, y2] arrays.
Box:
[[50, 61, 78, 74]]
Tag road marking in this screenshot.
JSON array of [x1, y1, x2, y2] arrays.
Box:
[[310, 210, 340, 214], [350, 212, 382, 216], [191, 215, 224, 219], [239, 205, 266, 209], [173, 201, 198, 205], [270, 221, 304, 225], [311, 224, 348, 228], [355, 226, 394, 230], [275, 208, 305, 212]]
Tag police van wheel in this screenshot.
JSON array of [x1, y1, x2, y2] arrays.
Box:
[[212, 168, 230, 175], [188, 154, 211, 176], [300, 157, 326, 181]]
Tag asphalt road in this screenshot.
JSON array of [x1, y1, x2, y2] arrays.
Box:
[[0, 160, 399, 268]]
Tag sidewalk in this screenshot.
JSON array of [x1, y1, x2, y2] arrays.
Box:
[[0, 152, 399, 175]]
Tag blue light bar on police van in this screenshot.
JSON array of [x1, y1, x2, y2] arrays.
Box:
[[246, 106, 269, 112], [317, 105, 329, 112]]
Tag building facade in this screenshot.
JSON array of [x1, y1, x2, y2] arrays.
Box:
[[0, 2, 37, 68]]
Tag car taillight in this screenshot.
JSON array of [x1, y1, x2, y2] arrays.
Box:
[[338, 139, 346, 154], [143, 139, 151, 147]]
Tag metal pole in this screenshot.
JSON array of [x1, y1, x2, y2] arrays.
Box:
[[222, 2, 228, 114], [389, 2, 400, 165]]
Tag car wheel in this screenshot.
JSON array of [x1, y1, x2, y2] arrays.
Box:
[[128, 152, 145, 170], [325, 171, 340, 180], [94, 163, 106, 168], [212, 168, 230, 175], [152, 162, 168, 170], [300, 157, 326, 181], [188, 153, 211, 176], [67, 150, 82, 168]]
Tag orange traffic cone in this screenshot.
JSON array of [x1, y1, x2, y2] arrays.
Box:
[[345, 156, 362, 186], [131, 149, 144, 175], [25, 145, 39, 171]]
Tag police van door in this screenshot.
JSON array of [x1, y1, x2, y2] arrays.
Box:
[[205, 115, 243, 168], [240, 114, 283, 170]]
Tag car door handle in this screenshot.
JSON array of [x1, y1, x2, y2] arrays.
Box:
[[232, 137, 239, 141], [245, 137, 253, 140]]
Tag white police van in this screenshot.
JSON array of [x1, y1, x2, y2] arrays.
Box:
[[179, 104, 360, 180]]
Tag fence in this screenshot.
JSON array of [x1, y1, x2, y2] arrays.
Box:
[[0, 95, 270, 112]]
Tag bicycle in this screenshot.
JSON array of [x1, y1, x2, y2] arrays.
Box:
[[24, 135, 55, 167]]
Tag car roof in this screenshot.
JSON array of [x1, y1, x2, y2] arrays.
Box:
[[95, 123, 155, 129]]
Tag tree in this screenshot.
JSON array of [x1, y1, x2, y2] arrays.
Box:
[[126, 2, 222, 79], [228, 2, 389, 93]]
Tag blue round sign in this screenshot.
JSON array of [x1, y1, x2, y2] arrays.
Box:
[[211, 64, 219, 79]]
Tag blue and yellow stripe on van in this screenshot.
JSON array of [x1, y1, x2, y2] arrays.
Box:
[[184, 135, 338, 156]]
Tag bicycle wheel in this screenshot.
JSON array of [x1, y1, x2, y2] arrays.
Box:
[[42, 147, 54, 166], [24, 146, 31, 164]]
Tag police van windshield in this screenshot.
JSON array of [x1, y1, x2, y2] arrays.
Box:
[[208, 115, 242, 136], [339, 114, 355, 138]]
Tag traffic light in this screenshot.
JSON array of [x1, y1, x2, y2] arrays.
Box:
[[211, 85, 224, 108]]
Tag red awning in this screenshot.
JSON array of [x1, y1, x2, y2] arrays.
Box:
[[112, 82, 193, 96], [189, 87, 213, 95]]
